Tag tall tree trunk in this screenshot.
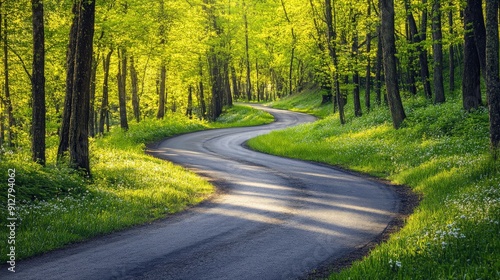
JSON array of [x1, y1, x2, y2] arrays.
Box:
[[448, 2, 455, 92], [117, 48, 129, 130], [485, 0, 500, 158], [31, 0, 46, 164], [157, 62, 166, 119], [462, 0, 482, 110], [130, 56, 140, 122], [325, 0, 345, 124], [365, 0, 372, 111], [68, 0, 95, 174], [352, 27, 362, 117], [421, 0, 433, 99], [375, 24, 383, 106], [243, 1, 252, 101], [467, 0, 487, 77], [186, 85, 193, 119], [381, 0, 406, 128], [89, 55, 97, 137], [58, 3, 78, 158], [99, 49, 112, 134], [432, 0, 445, 104], [230, 65, 239, 99], [2, 14, 13, 147], [198, 57, 206, 119]]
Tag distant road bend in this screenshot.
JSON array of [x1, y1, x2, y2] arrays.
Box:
[[3, 105, 400, 280]]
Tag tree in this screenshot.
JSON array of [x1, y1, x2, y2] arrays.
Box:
[[130, 56, 140, 122], [58, 0, 96, 174], [325, 0, 345, 125], [2, 6, 14, 147], [380, 0, 406, 128], [31, 0, 46, 164], [462, 0, 483, 111], [117, 47, 129, 130], [432, 0, 445, 104], [99, 49, 113, 134], [485, 0, 500, 158]]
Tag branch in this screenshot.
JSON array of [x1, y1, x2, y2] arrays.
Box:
[[7, 45, 32, 81]]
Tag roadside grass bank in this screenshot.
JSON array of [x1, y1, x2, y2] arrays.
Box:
[[248, 95, 500, 279], [0, 105, 273, 262]]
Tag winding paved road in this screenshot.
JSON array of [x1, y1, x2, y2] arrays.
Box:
[[2, 105, 400, 280]]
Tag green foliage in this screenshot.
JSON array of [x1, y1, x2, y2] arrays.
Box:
[[0, 105, 272, 261], [248, 95, 499, 279]]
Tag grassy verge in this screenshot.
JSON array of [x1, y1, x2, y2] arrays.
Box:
[[268, 86, 333, 118], [248, 96, 500, 279], [0, 104, 273, 262]]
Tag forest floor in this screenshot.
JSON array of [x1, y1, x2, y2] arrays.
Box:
[[247, 87, 500, 279]]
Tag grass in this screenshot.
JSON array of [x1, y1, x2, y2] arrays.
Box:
[[268, 86, 334, 118], [0, 104, 273, 262], [248, 94, 500, 279]]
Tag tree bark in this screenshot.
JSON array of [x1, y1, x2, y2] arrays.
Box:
[[130, 56, 140, 122], [157, 62, 166, 119], [352, 25, 362, 117], [380, 0, 406, 128], [68, 0, 95, 174], [31, 0, 46, 164], [467, 0, 487, 77], [89, 55, 97, 137], [186, 85, 193, 119], [243, 1, 252, 101], [448, 3, 455, 92], [58, 2, 78, 158], [485, 0, 500, 158], [432, 0, 445, 104], [325, 0, 345, 124], [117, 48, 129, 130], [198, 56, 206, 119], [375, 24, 383, 105], [462, 0, 483, 110], [365, 0, 372, 111], [99, 49, 112, 134]]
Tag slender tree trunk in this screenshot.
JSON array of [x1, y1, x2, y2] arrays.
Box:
[[352, 28, 362, 117], [325, 0, 345, 124], [2, 15, 13, 147], [485, 0, 500, 158], [89, 55, 97, 137], [381, 0, 406, 128], [117, 48, 129, 130], [186, 85, 193, 119], [467, 0, 487, 77], [462, 0, 482, 110], [243, 1, 252, 101], [31, 0, 46, 164], [68, 0, 95, 174], [157, 62, 166, 119], [130, 56, 140, 122], [432, 0, 445, 104], [365, 0, 372, 111], [421, 0, 433, 99], [375, 24, 383, 105], [198, 57, 206, 119], [230, 65, 239, 99], [448, 3, 455, 92], [99, 49, 112, 134], [58, 3, 78, 158]]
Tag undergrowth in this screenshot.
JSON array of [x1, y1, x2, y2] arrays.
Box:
[[248, 95, 500, 279], [0, 104, 273, 261]]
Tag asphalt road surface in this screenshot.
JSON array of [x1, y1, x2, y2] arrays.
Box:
[[2, 105, 400, 280]]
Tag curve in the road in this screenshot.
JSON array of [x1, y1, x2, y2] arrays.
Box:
[[2, 105, 401, 280]]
